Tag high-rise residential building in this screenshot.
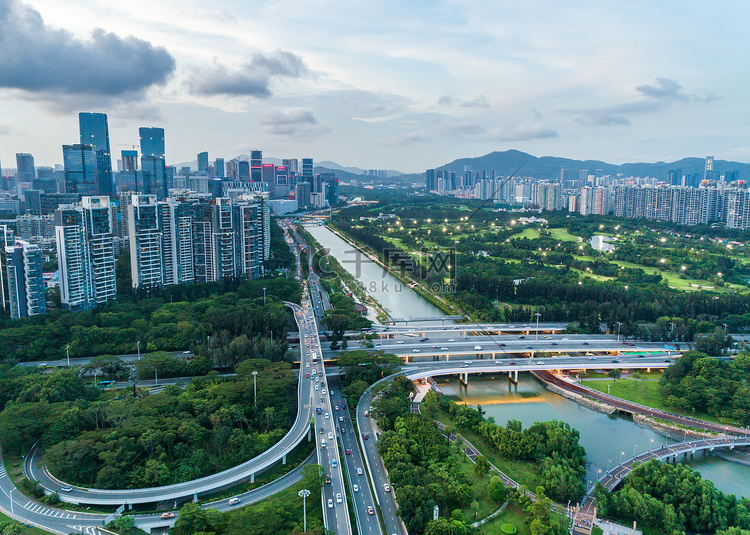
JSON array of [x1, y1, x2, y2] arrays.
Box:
[[426, 169, 437, 191], [250, 151, 262, 182], [158, 199, 195, 286], [0, 225, 15, 312], [726, 187, 750, 229], [55, 197, 117, 311], [15, 153, 35, 183], [128, 195, 162, 290], [139, 127, 167, 199], [197, 151, 209, 175], [215, 158, 225, 178], [63, 144, 98, 195], [325, 176, 339, 206], [302, 158, 313, 178], [5, 239, 45, 319], [79, 112, 113, 198], [121, 150, 138, 172]]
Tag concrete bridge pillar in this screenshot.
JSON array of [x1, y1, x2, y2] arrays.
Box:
[[492, 352, 496, 359], [403, 355, 409, 363], [283, 454, 287, 465], [462, 331, 467, 338], [193, 493, 198, 503], [128, 504, 133, 510], [251, 472, 255, 483], [508, 370, 518, 385], [420, 332, 425, 338]]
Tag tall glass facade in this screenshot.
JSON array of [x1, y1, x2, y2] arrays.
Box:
[[79, 113, 113, 198]]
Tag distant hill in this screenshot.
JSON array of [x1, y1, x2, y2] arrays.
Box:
[[435, 149, 750, 181]]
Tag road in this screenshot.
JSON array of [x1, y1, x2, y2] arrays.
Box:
[[327, 378, 383, 535], [30, 304, 315, 507]]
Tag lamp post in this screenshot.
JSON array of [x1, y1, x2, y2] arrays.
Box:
[[263, 287, 267, 306], [616, 321, 622, 343], [137, 340, 141, 361], [66, 345, 70, 367], [252, 371, 258, 406], [10, 487, 15, 516], [299, 488, 310, 532], [535, 312, 541, 341]]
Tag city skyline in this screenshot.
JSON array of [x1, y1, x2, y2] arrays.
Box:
[[0, 1, 748, 172]]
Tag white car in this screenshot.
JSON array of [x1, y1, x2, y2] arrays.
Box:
[[228, 497, 241, 505], [322, 389, 326, 394], [328, 432, 333, 440], [336, 493, 343, 503], [396, 341, 404, 344], [412, 349, 420, 353], [474, 345, 482, 350], [327, 499, 333, 509], [441, 347, 449, 351], [315, 384, 319, 390], [357, 467, 363, 475], [448, 338, 455, 342], [353, 484, 359, 492], [325, 412, 330, 419]]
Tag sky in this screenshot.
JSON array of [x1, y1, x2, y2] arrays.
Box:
[[1, 0, 749, 173]]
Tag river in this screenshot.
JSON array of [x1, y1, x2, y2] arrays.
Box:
[[437, 374, 750, 498], [309, 222, 748, 498], [303, 224, 448, 321]]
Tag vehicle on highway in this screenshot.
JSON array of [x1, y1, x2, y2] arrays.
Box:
[[345, 448, 351, 455], [364, 410, 369, 417], [448, 338, 455, 342], [325, 412, 330, 419], [315, 384, 319, 390], [588, 356, 595, 360], [474, 345, 482, 350], [317, 407, 322, 414], [60, 486, 72, 492], [419, 337, 429, 341], [322, 389, 326, 394], [509, 361, 517, 365], [332, 459, 337, 467], [228, 497, 241, 505], [336, 493, 342, 503], [526, 346, 533, 349], [550, 342, 557, 346], [327, 499, 333, 509], [367, 506, 374, 515], [334, 405, 338, 410], [353, 484, 359, 492], [384, 483, 391, 492], [357, 467, 363, 475], [305, 373, 310, 378], [363, 434, 369, 439], [328, 432, 333, 440], [325, 474, 332, 484], [441, 347, 449, 350], [612, 359, 620, 363], [537, 361, 545, 365], [321, 439, 326, 448], [396, 340, 404, 344], [161, 513, 175, 519], [518, 336, 525, 339], [413, 349, 420, 353], [582, 341, 589, 345], [339, 416, 344, 422]]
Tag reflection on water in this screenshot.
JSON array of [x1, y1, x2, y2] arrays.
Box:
[[437, 373, 749, 498], [590, 235, 615, 252]]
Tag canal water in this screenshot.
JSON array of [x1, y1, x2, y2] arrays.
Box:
[[589, 234, 616, 253], [304, 224, 448, 321], [437, 374, 750, 498]]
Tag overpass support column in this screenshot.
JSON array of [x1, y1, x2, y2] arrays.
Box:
[[492, 352, 496, 360], [283, 454, 287, 465], [404, 355, 409, 364], [128, 504, 133, 510], [193, 493, 198, 503], [462, 331, 467, 338], [514, 370, 518, 383], [251, 472, 255, 483]]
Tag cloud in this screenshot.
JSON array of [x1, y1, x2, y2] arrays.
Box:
[[635, 78, 687, 101], [574, 113, 631, 126], [459, 95, 490, 108], [256, 109, 324, 136], [383, 130, 430, 145], [488, 124, 558, 141], [0, 0, 175, 98], [438, 95, 455, 106], [188, 50, 308, 97]]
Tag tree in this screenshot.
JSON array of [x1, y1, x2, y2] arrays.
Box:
[[87, 355, 126, 381], [470, 499, 480, 519], [474, 455, 491, 478], [487, 476, 508, 504], [607, 368, 622, 383], [421, 391, 439, 415]]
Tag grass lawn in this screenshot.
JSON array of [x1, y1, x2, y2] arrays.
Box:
[[0, 512, 55, 535], [549, 228, 581, 242], [510, 228, 541, 240], [580, 377, 723, 424], [478, 504, 530, 535], [432, 409, 543, 490], [455, 459, 501, 521]]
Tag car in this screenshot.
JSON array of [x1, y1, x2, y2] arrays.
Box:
[[334, 405, 339, 411], [537, 361, 545, 365], [332, 459, 338, 467], [384, 483, 391, 492], [320, 427, 325, 434], [339, 416, 344, 422], [228, 497, 241, 505], [327, 499, 333, 509], [316, 407, 322, 414], [357, 467, 364, 475], [474, 345, 482, 350], [664, 358, 671, 362], [611, 359, 620, 363], [322, 389, 326, 394], [315, 384, 319, 390], [306, 362, 310, 367], [328, 432, 333, 440], [367, 506, 375, 515], [340, 427, 346, 434], [325, 412, 330, 419], [183, 351, 190, 354], [499, 343, 506, 346], [582, 341, 589, 345], [60, 486, 72, 492], [588, 356, 595, 360], [441, 347, 449, 351], [363, 434, 369, 440], [342, 403, 346, 409], [419, 337, 429, 341], [509, 361, 517, 365], [550, 342, 557, 346], [448, 338, 455, 342], [518, 335, 525, 339], [364, 410, 369, 417], [336, 493, 343, 503], [442, 327, 447, 330], [325, 474, 332, 484], [375, 343, 382, 347], [413, 349, 420, 353], [305, 373, 310, 378], [495, 360, 501, 364], [526, 346, 534, 349], [160, 512, 175, 519], [396, 340, 404, 344], [353, 484, 359, 492], [637, 354, 644, 358], [345, 448, 352, 455], [460, 364, 468, 368]]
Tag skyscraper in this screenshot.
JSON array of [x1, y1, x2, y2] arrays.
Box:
[[0, 225, 15, 312], [215, 158, 225, 178], [63, 144, 98, 195], [139, 127, 167, 198], [251, 151, 262, 182], [15, 153, 35, 183], [197, 151, 209, 175], [121, 150, 138, 172], [302, 158, 314, 178], [5, 239, 45, 319], [79, 113, 113, 198], [55, 197, 117, 311], [128, 195, 163, 290]]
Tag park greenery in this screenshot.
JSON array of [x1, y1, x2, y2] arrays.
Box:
[[171, 464, 326, 535], [594, 459, 750, 535], [371, 377, 573, 535], [0, 359, 297, 488], [659, 350, 750, 425], [332, 197, 750, 336], [335, 349, 402, 409]]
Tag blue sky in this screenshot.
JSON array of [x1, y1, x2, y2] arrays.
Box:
[[0, 0, 748, 172]]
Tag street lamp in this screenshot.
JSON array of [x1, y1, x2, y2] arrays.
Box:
[[65, 345, 70, 367], [137, 340, 141, 361], [298, 488, 311, 532], [252, 371, 258, 406], [9, 486, 15, 516], [535, 312, 541, 341], [263, 287, 267, 306], [616, 321, 622, 343]]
